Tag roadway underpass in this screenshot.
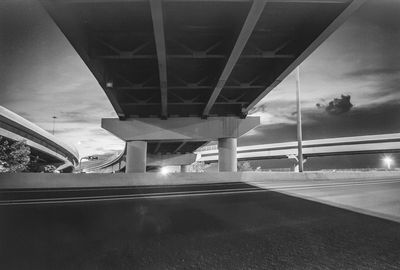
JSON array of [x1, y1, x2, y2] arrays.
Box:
[[39, 0, 367, 173], [1, 173, 400, 269], [2, 1, 399, 269]]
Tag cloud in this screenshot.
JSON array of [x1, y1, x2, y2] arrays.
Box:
[[52, 127, 84, 135], [317, 95, 354, 115], [243, 100, 400, 147], [346, 67, 400, 78], [249, 98, 298, 125]]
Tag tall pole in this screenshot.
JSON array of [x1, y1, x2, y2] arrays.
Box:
[[79, 157, 84, 172], [52, 116, 57, 135], [296, 66, 304, 172]]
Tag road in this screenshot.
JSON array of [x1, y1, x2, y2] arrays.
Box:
[[247, 177, 400, 223], [1, 178, 400, 269]]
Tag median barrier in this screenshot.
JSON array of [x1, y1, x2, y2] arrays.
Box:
[[0, 171, 399, 189]]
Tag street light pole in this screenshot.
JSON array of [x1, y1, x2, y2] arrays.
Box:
[[79, 157, 85, 172], [52, 116, 57, 135], [296, 66, 304, 172]]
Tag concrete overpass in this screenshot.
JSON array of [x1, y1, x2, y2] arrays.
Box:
[[40, 0, 366, 172], [0, 106, 79, 172], [83, 133, 400, 173], [198, 133, 400, 163]]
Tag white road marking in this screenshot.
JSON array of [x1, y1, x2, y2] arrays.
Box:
[[1, 178, 399, 206]]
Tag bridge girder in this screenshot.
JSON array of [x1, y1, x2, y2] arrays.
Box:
[[40, 0, 365, 120], [39, 0, 366, 163]]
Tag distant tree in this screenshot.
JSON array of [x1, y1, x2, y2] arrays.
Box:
[[26, 155, 41, 172], [43, 164, 57, 173], [189, 161, 206, 172], [0, 137, 31, 173], [238, 161, 253, 171]]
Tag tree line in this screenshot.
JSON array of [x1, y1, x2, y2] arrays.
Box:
[[0, 137, 56, 173]]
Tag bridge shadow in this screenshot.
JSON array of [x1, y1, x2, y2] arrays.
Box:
[[1, 183, 400, 269]]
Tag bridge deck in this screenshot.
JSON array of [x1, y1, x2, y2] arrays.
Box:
[[40, 0, 364, 155], [41, 0, 362, 120]]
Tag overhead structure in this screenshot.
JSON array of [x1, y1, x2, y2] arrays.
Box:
[[0, 106, 79, 172], [198, 133, 400, 162], [83, 133, 400, 173], [40, 0, 365, 172]]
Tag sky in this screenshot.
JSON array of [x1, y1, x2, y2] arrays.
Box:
[[1, 0, 400, 162]]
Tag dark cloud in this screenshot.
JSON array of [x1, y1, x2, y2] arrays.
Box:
[[345, 66, 400, 100], [346, 67, 400, 78], [240, 101, 400, 146], [304, 101, 400, 139], [317, 95, 353, 115], [56, 112, 96, 124], [53, 127, 84, 135], [352, 0, 400, 32], [54, 105, 115, 124]]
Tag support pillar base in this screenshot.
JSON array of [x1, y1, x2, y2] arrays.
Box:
[[218, 138, 237, 172], [126, 141, 147, 173]]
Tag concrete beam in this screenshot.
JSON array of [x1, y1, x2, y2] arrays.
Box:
[[102, 116, 260, 141], [2, 172, 400, 190], [62, 0, 348, 4], [202, 0, 265, 117], [218, 138, 237, 172], [147, 153, 197, 167], [126, 141, 147, 173], [150, 0, 168, 118]]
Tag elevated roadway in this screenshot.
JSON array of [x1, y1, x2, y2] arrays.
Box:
[[198, 133, 400, 162], [0, 106, 79, 172], [40, 0, 366, 172], [83, 133, 400, 172]]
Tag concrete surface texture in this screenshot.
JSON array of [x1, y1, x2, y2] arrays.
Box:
[[218, 138, 237, 172], [247, 177, 400, 224], [102, 117, 260, 141], [1, 180, 399, 269], [1, 171, 400, 189]]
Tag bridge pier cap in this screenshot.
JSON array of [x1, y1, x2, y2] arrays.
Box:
[[101, 116, 260, 141]]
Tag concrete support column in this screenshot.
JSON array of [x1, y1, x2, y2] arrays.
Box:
[[218, 138, 237, 172], [180, 165, 190, 172], [126, 141, 147, 173]]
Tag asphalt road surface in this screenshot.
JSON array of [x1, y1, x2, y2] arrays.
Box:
[[1, 179, 400, 269], [248, 177, 400, 223]]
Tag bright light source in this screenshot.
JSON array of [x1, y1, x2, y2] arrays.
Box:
[[160, 167, 170, 175], [106, 81, 113, 88], [383, 156, 393, 170]]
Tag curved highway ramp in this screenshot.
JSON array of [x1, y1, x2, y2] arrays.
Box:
[[0, 106, 79, 172]]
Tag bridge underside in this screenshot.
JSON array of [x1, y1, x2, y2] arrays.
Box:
[[41, 0, 364, 171], [42, 0, 360, 119]]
